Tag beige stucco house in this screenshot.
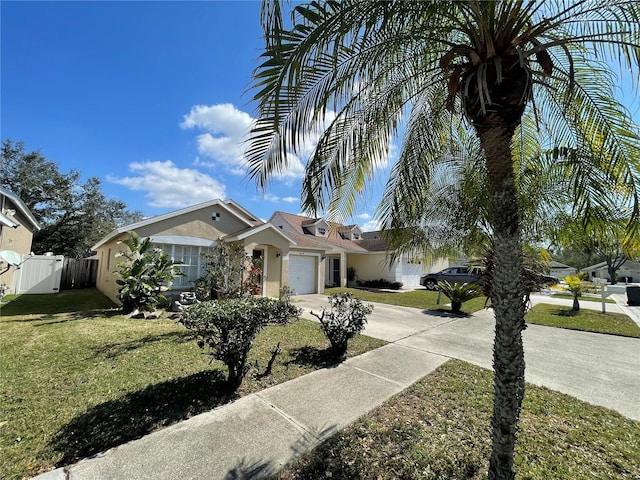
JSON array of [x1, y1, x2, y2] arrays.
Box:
[[269, 212, 447, 291], [91, 199, 296, 304], [92, 200, 451, 304], [0, 187, 41, 293]]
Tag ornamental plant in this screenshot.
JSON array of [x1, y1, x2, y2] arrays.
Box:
[[115, 231, 183, 314], [195, 242, 262, 300], [311, 292, 373, 357], [180, 296, 300, 389], [438, 280, 483, 314], [564, 275, 588, 312]]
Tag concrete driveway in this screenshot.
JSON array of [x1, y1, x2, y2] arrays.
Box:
[[295, 293, 640, 420]]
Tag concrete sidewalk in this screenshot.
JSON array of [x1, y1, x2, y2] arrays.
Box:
[[36, 294, 640, 480], [37, 344, 448, 480]]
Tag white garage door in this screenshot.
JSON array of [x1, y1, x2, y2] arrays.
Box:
[[289, 255, 316, 294], [401, 259, 424, 287]]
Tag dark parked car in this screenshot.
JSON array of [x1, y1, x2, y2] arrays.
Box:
[[420, 266, 481, 291]]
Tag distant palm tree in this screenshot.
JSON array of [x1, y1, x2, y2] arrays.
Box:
[[246, 2, 640, 478]]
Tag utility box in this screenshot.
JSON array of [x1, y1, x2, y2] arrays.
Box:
[[627, 285, 640, 306]]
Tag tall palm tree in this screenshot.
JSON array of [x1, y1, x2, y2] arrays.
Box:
[[246, 2, 640, 478]]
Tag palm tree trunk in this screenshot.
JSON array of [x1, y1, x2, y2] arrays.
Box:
[[573, 295, 580, 312], [477, 122, 527, 480]]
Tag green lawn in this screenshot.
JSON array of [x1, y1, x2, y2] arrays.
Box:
[[550, 292, 616, 304], [526, 303, 640, 338], [276, 360, 640, 480], [325, 288, 639, 337], [0, 289, 385, 480], [325, 287, 488, 313]]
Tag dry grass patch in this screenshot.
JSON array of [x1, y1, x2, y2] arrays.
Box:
[[276, 361, 640, 480]]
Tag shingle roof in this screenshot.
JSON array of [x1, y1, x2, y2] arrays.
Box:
[[269, 212, 377, 253]]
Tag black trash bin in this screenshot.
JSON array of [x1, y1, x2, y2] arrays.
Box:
[[627, 286, 640, 306]]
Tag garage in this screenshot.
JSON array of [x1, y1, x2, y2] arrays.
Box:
[[289, 254, 317, 294], [400, 258, 424, 288]]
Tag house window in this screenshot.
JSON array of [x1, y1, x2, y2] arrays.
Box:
[[154, 243, 212, 287], [317, 227, 326, 236], [353, 233, 360, 240]]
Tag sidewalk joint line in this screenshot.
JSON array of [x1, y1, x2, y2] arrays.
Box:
[[345, 364, 407, 388], [253, 393, 322, 441]]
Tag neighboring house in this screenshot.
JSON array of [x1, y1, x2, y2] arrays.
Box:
[[549, 260, 576, 280], [91, 199, 295, 304], [0, 187, 41, 294], [269, 212, 447, 290], [582, 259, 640, 283]]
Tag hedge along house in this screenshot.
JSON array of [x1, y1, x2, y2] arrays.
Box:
[[269, 212, 448, 290], [91, 199, 295, 305], [0, 186, 41, 294]]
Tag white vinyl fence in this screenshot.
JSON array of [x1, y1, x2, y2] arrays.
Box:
[[13, 255, 64, 294]]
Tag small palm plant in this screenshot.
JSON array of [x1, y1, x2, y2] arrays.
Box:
[[438, 280, 483, 314], [564, 275, 588, 312]]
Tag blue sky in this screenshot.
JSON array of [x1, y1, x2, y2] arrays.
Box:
[[2, 2, 639, 232], [1, 0, 383, 229]]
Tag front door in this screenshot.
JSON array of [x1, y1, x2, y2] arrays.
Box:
[[332, 258, 340, 286]]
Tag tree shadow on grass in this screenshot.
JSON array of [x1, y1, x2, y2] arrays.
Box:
[[285, 346, 344, 369], [4, 308, 123, 325], [50, 369, 236, 466], [551, 308, 580, 317], [93, 331, 195, 360], [0, 289, 116, 316]]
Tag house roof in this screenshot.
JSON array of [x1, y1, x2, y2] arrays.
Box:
[[582, 259, 640, 271], [223, 223, 297, 245], [91, 198, 261, 251], [549, 261, 574, 269], [0, 186, 41, 231], [351, 230, 388, 252], [269, 212, 375, 253]]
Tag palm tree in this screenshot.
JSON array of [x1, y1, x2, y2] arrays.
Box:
[[246, 2, 640, 478]]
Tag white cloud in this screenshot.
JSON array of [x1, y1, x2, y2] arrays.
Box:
[[180, 103, 338, 182], [260, 193, 300, 204], [181, 103, 252, 137], [109, 160, 226, 208], [362, 219, 381, 231], [180, 103, 308, 179], [357, 213, 372, 220], [181, 104, 253, 174]]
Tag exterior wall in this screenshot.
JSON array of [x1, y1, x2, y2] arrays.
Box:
[[348, 254, 449, 288], [243, 229, 292, 298], [1, 210, 36, 295], [348, 253, 394, 283], [264, 246, 282, 298], [95, 234, 128, 304], [94, 205, 305, 303], [134, 206, 247, 242], [94, 205, 252, 304]]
